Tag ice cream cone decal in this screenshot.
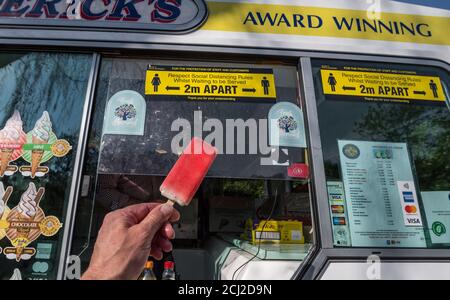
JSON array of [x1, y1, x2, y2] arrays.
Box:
[[0, 183, 13, 242], [0, 111, 26, 177], [20, 111, 72, 178], [5, 183, 62, 261]]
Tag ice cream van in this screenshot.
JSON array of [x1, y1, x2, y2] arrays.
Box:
[[0, 0, 449, 280]]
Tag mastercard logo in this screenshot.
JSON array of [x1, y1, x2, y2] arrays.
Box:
[[405, 205, 417, 214]]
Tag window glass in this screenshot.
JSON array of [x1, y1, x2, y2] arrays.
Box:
[[0, 52, 92, 279], [312, 59, 450, 248], [71, 58, 314, 280]]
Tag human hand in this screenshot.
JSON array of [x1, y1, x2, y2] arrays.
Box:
[[81, 202, 180, 280]]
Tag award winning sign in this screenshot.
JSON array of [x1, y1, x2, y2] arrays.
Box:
[[0, 0, 207, 33], [320, 67, 446, 105], [145, 65, 277, 101], [203, 2, 450, 46]]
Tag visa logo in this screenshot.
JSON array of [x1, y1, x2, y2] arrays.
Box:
[[331, 194, 342, 200], [406, 218, 421, 224]]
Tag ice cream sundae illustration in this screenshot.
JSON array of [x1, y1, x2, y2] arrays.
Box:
[[0, 111, 26, 177], [30, 112, 52, 178], [20, 111, 72, 178], [4, 183, 62, 261], [5, 183, 44, 261]]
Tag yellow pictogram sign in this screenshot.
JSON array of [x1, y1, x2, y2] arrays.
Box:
[[145, 66, 277, 101], [321, 69, 446, 103]]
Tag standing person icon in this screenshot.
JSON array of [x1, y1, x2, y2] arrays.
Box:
[[429, 80, 438, 98], [152, 74, 161, 92], [328, 73, 337, 92], [261, 77, 270, 95]]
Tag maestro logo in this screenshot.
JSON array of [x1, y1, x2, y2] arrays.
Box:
[[342, 144, 360, 159], [0, 0, 209, 33], [32, 261, 49, 273]]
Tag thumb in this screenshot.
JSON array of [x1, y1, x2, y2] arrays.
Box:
[[138, 203, 174, 239]]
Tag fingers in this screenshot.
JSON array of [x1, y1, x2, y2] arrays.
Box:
[[150, 234, 172, 260], [118, 202, 161, 224], [160, 222, 175, 239], [116, 202, 179, 226], [169, 209, 181, 223], [154, 235, 173, 252], [139, 203, 177, 240], [150, 246, 163, 260]]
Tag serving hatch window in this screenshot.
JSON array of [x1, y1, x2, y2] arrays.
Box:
[[71, 57, 314, 280], [312, 59, 450, 248]]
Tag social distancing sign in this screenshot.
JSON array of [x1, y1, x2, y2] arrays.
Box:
[[145, 66, 276, 101], [320, 69, 446, 104]]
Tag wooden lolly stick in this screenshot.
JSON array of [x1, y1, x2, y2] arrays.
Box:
[[166, 199, 176, 206]]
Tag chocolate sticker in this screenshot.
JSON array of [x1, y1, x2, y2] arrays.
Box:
[[4, 183, 62, 262]]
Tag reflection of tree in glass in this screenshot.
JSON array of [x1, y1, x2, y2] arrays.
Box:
[[115, 104, 136, 121], [354, 104, 450, 190], [222, 179, 265, 198], [278, 115, 297, 133]]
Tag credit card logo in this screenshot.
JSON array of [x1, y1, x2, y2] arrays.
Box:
[[333, 217, 346, 225], [330, 194, 342, 200], [406, 217, 421, 225], [402, 191, 414, 203], [404, 205, 417, 214], [331, 205, 345, 214]]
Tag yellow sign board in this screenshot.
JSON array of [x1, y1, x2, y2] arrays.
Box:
[[145, 66, 276, 101], [204, 2, 450, 46], [320, 69, 446, 103]]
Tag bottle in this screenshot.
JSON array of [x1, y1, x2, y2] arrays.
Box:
[[138, 260, 157, 280], [161, 261, 176, 280]]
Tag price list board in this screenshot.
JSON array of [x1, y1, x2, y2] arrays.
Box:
[[337, 140, 426, 248]]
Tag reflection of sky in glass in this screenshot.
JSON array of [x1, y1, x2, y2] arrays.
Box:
[[391, 0, 450, 10], [312, 60, 450, 191], [97, 59, 303, 179], [0, 53, 92, 138]]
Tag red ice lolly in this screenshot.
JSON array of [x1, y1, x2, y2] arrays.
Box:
[[160, 137, 217, 206]]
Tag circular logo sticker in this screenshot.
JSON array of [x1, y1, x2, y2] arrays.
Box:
[[432, 221, 446, 237], [39, 216, 62, 237], [32, 261, 49, 273], [342, 144, 360, 159], [51, 139, 72, 157]]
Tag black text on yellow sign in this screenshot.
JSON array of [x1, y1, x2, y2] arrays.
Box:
[[145, 66, 277, 101], [320, 69, 446, 104]]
